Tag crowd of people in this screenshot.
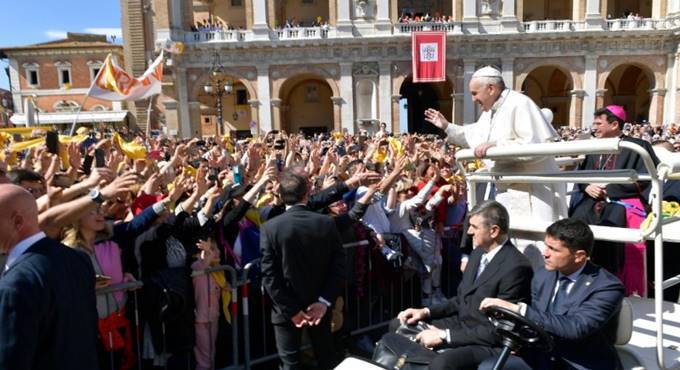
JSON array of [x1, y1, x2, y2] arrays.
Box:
[[399, 12, 455, 24], [0, 65, 679, 370]]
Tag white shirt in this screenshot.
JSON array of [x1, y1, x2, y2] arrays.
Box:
[[4, 232, 46, 272]]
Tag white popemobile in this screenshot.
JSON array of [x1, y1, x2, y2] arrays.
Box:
[[337, 138, 680, 370]]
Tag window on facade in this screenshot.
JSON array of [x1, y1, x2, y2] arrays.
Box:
[[28, 70, 39, 86], [356, 79, 377, 121], [231, 0, 243, 6], [236, 89, 248, 105], [54, 100, 80, 113], [92, 68, 101, 79], [302, 0, 314, 4], [61, 69, 71, 85]]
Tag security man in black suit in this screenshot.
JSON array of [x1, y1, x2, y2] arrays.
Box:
[[260, 168, 345, 370], [393, 200, 533, 370], [0, 184, 99, 370]]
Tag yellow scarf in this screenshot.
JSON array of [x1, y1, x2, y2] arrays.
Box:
[[209, 268, 232, 324]]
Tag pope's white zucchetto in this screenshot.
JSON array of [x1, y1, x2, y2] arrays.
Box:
[[472, 66, 502, 79]]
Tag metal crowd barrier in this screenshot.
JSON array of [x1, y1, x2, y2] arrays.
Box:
[[235, 239, 424, 369], [97, 281, 144, 370]]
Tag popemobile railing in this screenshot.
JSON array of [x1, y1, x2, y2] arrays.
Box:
[[454, 138, 680, 370]]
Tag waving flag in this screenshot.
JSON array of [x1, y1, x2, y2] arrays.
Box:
[[89, 52, 164, 101], [412, 32, 446, 83]]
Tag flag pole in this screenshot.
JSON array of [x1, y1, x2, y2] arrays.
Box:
[[145, 95, 155, 137], [68, 55, 108, 136]]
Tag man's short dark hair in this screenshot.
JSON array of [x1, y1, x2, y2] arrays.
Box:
[[469, 200, 509, 235], [7, 169, 44, 185], [279, 170, 309, 205], [545, 218, 594, 256], [594, 107, 622, 129]]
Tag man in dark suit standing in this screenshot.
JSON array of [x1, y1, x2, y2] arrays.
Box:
[[479, 218, 625, 370], [260, 169, 345, 370], [394, 200, 533, 370], [0, 184, 99, 370]]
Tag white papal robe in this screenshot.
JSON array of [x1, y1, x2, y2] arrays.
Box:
[[445, 88, 567, 226]]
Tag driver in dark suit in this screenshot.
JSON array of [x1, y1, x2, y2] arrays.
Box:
[[392, 200, 533, 370], [0, 184, 99, 370], [479, 218, 625, 370]]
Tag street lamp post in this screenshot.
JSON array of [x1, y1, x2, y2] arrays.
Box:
[[203, 52, 232, 136]]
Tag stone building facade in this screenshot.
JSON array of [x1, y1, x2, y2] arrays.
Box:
[[122, 0, 680, 137], [0, 33, 128, 127]]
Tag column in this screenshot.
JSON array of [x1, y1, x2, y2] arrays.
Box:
[[252, 0, 269, 39], [375, 0, 391, 33], [336, 0, 353, 36], [652, 0, 665, 19], [568, 90, 585, 128], [339, 63, 355, 133], [463, 60, 476, 123], [270, 99, 282, 130], [501, 58, 515, 89], [516, 0, 524, 21], [595, 89, 607, 109], [189, 101, 202, 137], [256, 65, 273, 132], [163, 100, 180, 136], [462, 0, 479, 33], [331, 97, 344, 131], [649, 89, 667, 126], [667, 53, 677, 125], [248, 99, 260, 135], [392, 95, 403, 133], [581, 56, 598, 129], [390, 0, 399, 23], [453, 93, 465, 124], [175, 67, 192, 138], [378, 62, 392, 129], [585, 0, 604, 29], [329, 0, 337, 26], [451, 0, 462, 21], [500, 0, 520, 32], [245, 0, 254, 29], [572, 0, 585, 21]]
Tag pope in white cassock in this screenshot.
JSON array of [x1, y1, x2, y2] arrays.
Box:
[[425, 66, 567, 253]]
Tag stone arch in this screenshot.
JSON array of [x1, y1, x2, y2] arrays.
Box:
[[190, 68, 258, 102], [602, 64, 654, 123], [516, 60, 583, 92], [190, 68, 258, 135], [271, 65, 341, 100], [597, 59, 659, 92], [278, 75, 335, 134], [398, 75, 454, 134], [521, 66, 574, 126]]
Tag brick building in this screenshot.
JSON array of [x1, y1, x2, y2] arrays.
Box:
[[0, 32, 129, 129]]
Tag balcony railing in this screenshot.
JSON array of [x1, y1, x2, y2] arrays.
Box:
[[179, 16, 679, 45], [605, 18, 665, 30], [395, 22, 459, 34], [523, 20, 584, 32], [272, 26, 330, 40], [185, 30, 247, 43]]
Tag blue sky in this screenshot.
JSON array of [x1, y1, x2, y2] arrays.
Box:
[[0, 0, 122, 91]]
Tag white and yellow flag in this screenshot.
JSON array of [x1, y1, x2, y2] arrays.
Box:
[[89, 52, 164, 101]]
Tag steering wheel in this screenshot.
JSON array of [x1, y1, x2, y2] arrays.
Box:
[[485, 305, 553, 353]]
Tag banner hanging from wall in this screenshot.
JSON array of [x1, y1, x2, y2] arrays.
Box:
[[411, 31, 446, 83]]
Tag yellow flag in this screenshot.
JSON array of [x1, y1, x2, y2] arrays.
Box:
[[388, 137, 405, 157], [114, 132, 147, 160]]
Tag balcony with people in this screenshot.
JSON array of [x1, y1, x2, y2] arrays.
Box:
[[179, 0, 675, 44]]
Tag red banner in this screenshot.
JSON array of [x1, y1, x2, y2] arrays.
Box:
[[411, 31, 446, 83]]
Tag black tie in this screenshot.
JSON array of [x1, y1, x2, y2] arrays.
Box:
[[550, 276, 571, 313]]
